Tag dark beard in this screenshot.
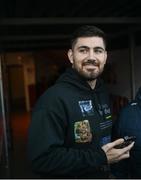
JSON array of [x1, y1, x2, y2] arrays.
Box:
[[72, 59, 105, 81], [78, 64, 104, 81], [80, 59, 102, 80], [79, 70, 103, 81]]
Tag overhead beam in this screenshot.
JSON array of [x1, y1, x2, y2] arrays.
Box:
[[0, 42, 68, 49], [1, 26, 141, 42], [0, 17, 141, 26], [0, 35, 69, 41]]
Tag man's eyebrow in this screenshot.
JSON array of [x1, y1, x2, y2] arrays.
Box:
[[78, 46, 89, 49], [94, 46, 105, 51], [77, 46, 105, 50]]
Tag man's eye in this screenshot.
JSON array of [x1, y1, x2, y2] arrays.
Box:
[[94, 49, 104, 54], [79, 49, 88, 53]]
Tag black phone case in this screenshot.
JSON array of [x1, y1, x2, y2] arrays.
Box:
[[114, 136, 136, 149]]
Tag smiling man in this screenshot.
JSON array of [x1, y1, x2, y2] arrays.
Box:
[[68, 36, 107, 88], [28, 25, 134, 179]]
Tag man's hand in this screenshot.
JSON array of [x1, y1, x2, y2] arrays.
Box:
[[102, 138, 134, 164]]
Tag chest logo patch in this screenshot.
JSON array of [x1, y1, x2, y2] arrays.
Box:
[[74, 120, 92, 143], [78, 100, 94, 117]]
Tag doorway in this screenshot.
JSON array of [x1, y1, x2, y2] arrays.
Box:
[[7, 65, 26, 112]]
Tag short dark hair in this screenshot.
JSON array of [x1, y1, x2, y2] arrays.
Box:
[[70, 25, 107, 49]]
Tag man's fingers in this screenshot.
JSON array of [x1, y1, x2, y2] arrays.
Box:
[[113, 138, 124, 146], [116, 142, 135, 161], [102, 140, 135, 164], [102, 138, 124, 152], [121, 141, 135, 152], [115, 151, 130, 162]]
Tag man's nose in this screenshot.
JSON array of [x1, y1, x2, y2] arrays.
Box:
[[88, 50, 96, 59]]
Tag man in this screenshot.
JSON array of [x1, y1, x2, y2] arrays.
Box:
[[111, 87, 141, 178], [28, 25, 134, 178]]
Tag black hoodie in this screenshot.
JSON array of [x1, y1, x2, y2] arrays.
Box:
[[28, 68, 112, 178], [111, 87, 141, 178]]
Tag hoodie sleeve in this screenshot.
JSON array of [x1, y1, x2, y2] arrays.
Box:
[[28, 92, 108, 177]]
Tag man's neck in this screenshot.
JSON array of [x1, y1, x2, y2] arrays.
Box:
[[87, 79, 97, 89]]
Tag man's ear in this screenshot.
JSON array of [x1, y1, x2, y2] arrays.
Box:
[[67, 49, 73, 64]]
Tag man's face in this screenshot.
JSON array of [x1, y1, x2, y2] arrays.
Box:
[[68, 36, 107, 80]]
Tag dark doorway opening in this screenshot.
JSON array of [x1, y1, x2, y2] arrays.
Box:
[[7, 65, 26, 112]]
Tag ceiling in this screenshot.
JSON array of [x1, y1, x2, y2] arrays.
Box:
[[1, 0, 141, 17], [1, 0, 141, 51]]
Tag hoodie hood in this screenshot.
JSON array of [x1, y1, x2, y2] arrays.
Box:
[[135, 87, 141, 107], [56, 68, 106, 93]]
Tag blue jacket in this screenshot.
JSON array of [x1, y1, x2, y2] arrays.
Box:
[[112, 87, 141, 178]]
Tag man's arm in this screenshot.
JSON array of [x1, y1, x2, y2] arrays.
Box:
[[28, 108, 108, 177]]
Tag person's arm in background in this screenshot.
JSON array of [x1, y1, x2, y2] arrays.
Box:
[[110, 108, 131, 178]]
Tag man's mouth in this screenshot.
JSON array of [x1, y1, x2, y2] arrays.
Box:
[[83, 61, 99, 67]]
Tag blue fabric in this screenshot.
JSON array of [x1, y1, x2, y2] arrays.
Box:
[[112, 87, 141, 178]]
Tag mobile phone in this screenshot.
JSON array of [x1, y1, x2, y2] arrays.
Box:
[[114, 136, 136, 149]]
